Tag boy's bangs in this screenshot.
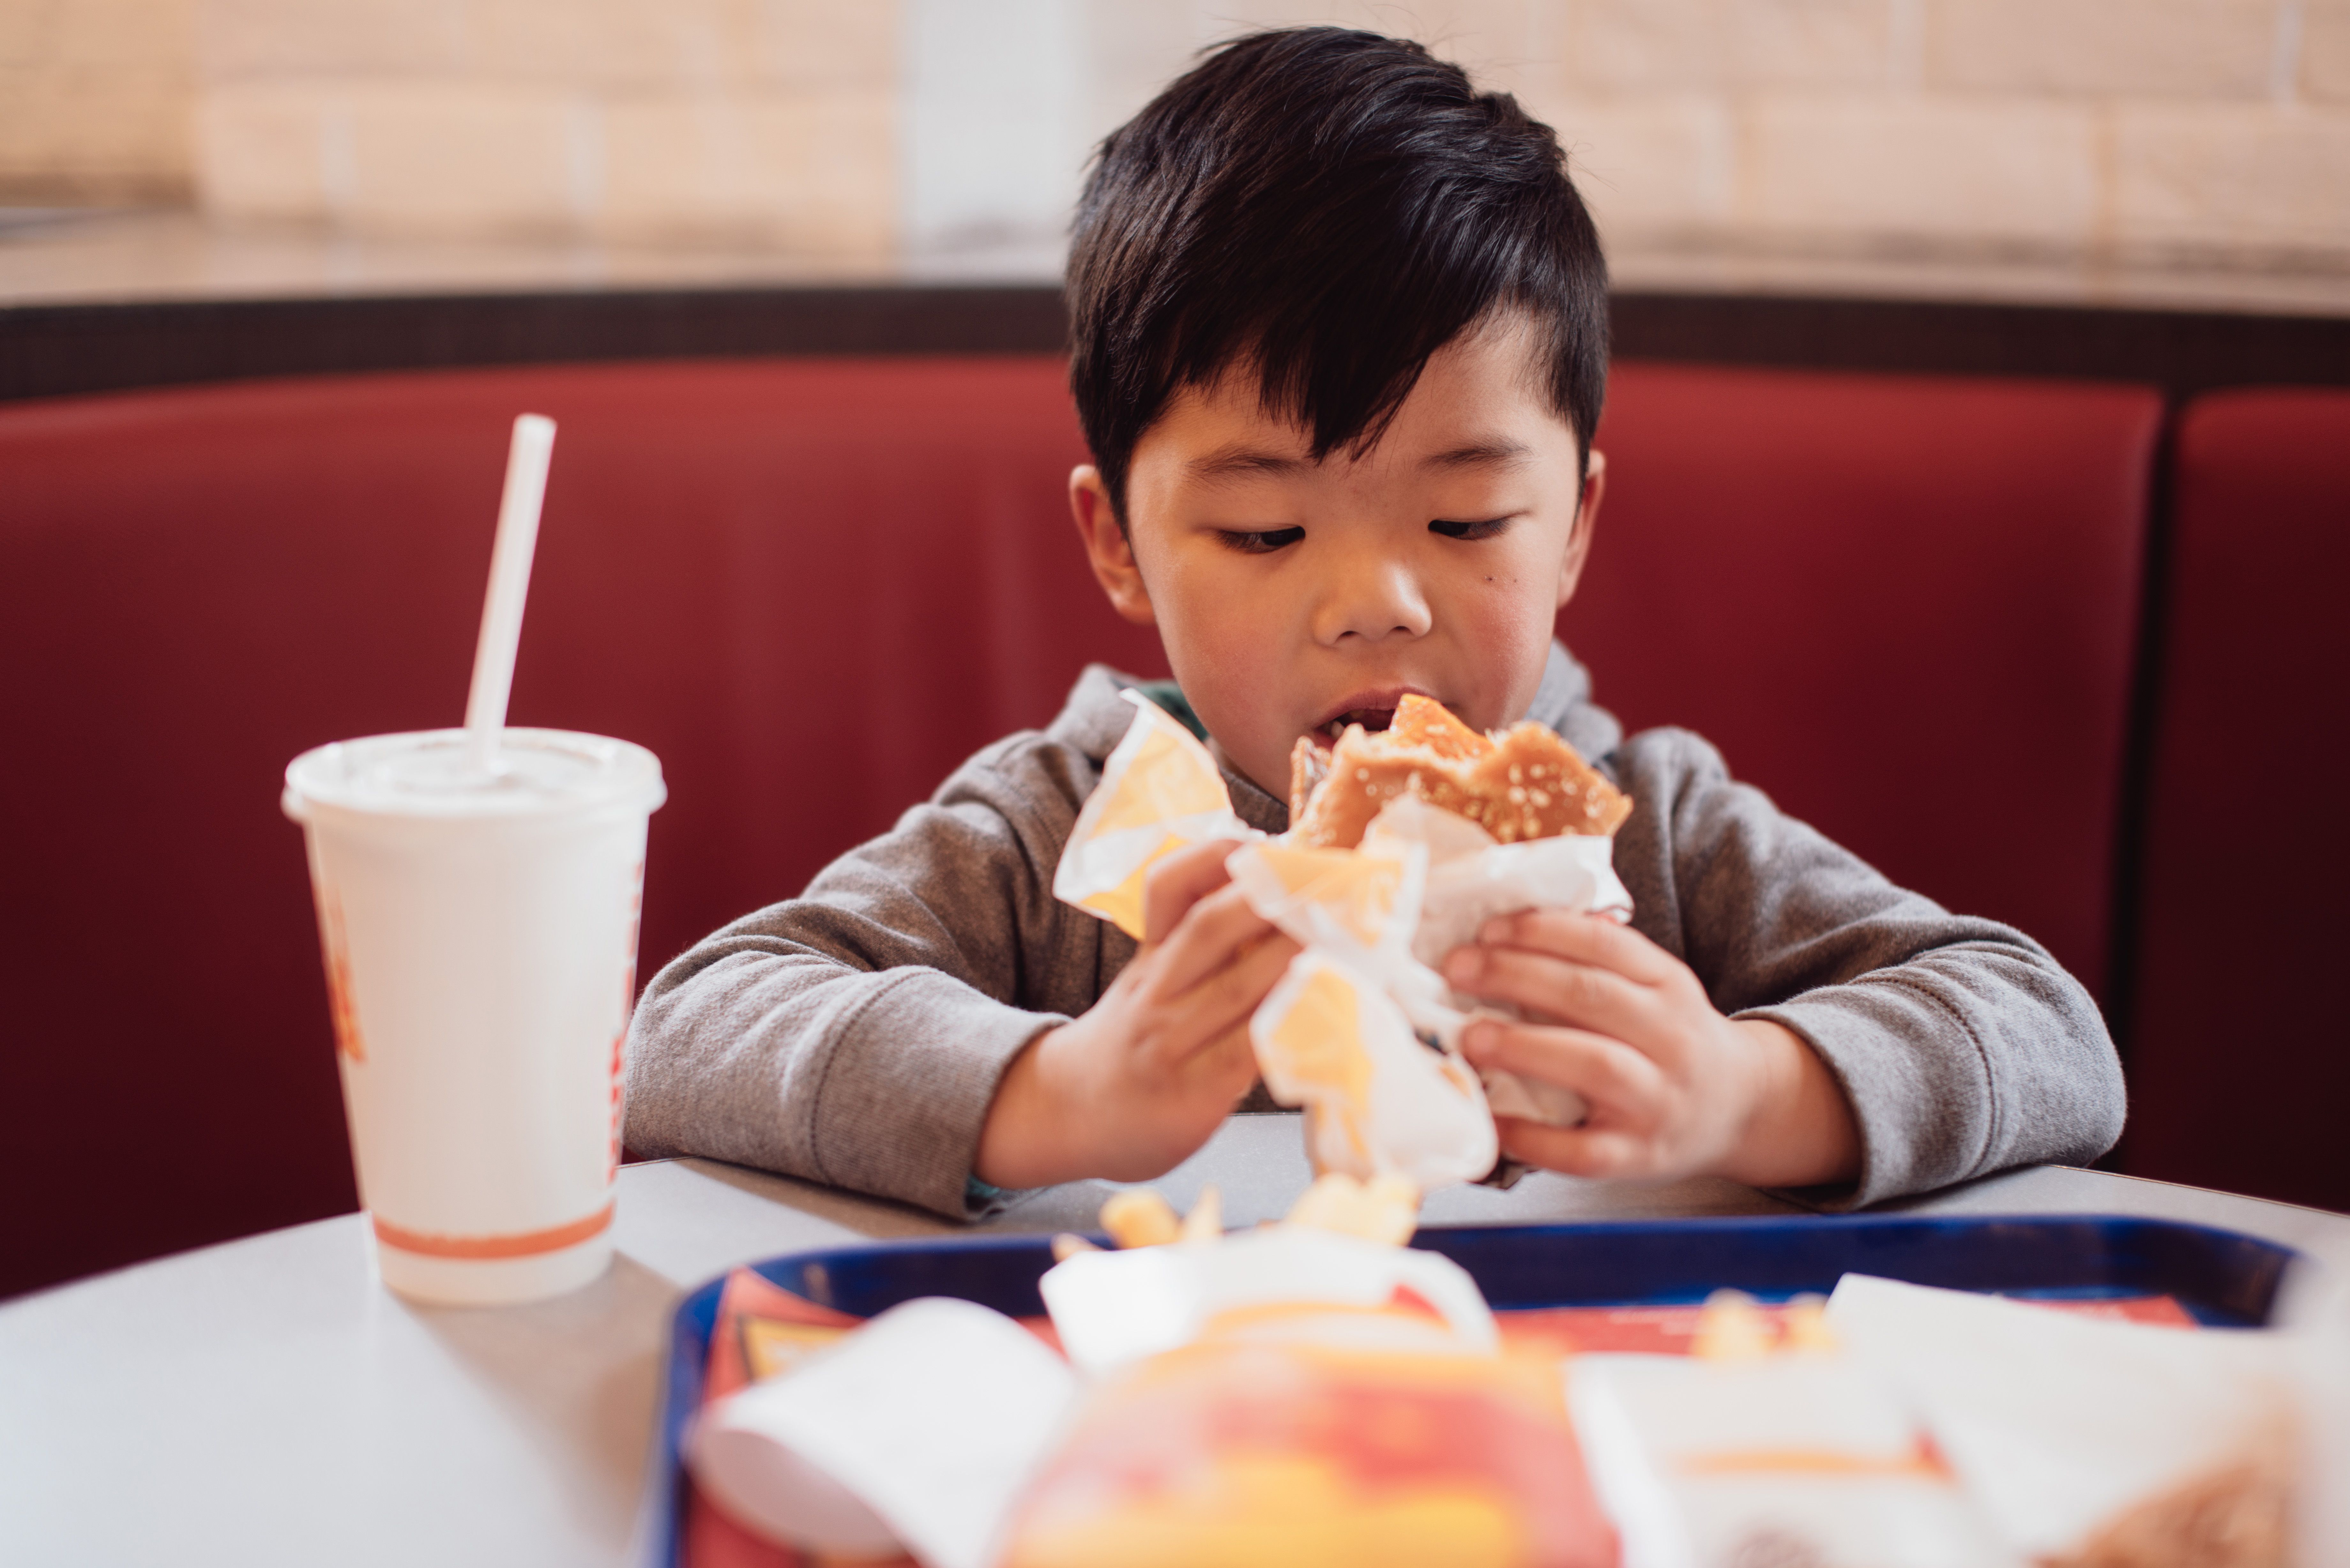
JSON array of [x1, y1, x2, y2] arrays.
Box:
[[1199, 256, 1588, 472]]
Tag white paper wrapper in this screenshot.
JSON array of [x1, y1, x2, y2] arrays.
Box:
[[1052, 700, 1634, 1191], [690, 1297, 1079, 1568], [1247, 949, 1499, 1191], [1823, 1273, 2294, 1563], [1224, 833, 1428, 973], [1051, 690, 1259, 940], [1037, 1224, 1498, 1378], [1569, 1350, 2020, 1568], [2280, 1258, 2350, 1565], [1362, 795, 1632, 1131], [1370, 794, 1632, 964]]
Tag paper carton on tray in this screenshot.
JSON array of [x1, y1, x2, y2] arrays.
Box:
[[1054, 692, 1631, 1191], [692, 1205, 1618, 1568]]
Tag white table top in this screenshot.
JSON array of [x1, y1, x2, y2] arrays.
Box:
[[5, 1114, 2346, 1568]]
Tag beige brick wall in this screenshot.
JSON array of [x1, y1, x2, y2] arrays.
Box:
[[1497, 0, 2350, 267], [1741, 93, 2104, 249], [1, 0, 2342, 277], [1562, 0, 1895, 89], [188, 0, 898, 254], [2114, 100, 2350, 256], [2304, 0, 2350, 101], [0, 0, 196, 200], [1924, 0, 2282, 97]]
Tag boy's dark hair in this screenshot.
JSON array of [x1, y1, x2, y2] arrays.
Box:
[[1067, 27, 1609, 523]]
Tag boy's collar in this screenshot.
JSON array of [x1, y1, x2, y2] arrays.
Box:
[[1531, 641, 1624, 768]]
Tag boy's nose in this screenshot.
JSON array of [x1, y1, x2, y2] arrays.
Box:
[[1312, 560, 1433, 645]]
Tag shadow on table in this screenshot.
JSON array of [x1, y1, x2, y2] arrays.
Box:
[[415, 1253, 679, 1550]]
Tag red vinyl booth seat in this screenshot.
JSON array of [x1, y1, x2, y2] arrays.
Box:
[[2126, 388, 2350, 1212], [1572, 365, 2160, 998], [0, 356, 2158, 1298]]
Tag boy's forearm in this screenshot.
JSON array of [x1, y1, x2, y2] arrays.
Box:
[[627, 931, 1061, 1217], [1718, 1019, 1861, 1191]]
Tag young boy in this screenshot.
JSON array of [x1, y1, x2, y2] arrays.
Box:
[[624, 28, 2123, 1217]]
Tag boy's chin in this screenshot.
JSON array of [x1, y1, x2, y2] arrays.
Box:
[[1203, 734, 1293, 804]]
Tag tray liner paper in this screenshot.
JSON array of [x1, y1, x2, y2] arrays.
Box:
[[675, 1267, 2194, 1568]]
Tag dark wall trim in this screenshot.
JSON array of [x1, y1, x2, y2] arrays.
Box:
[[1610, 292, 2350, 401], [0, 285, 1069, 405], [4, 283, 2347, 406]]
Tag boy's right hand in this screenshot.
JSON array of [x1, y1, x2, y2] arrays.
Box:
[[974, 838, 1298, 1191]]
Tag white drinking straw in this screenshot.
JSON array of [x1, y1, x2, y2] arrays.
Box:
[[464, 413, 557, 774]]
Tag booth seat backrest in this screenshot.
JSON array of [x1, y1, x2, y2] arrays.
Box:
[[0, 354, 2159, 1297], [1571, 365, 2162, 1000], [2125, 387, 2350, 1213]]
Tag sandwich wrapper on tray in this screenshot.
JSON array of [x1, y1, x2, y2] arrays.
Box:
[[690, 1180, 1618, 1568], [1052, 690, 1633, 1191]]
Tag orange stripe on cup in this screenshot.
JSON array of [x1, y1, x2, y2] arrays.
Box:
[[372, 1202, 614, 1260]]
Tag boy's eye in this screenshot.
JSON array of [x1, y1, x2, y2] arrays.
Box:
[[1217, 527, 1305, 554], [1429, 517, 1512, 541]]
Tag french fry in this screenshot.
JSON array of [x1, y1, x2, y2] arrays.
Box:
[[1783, 1293, 1838, 1353], [1178, 1184, 1223, 1244], [1692, 1289, 1775, 1361], [1099, 1189, 1182, 1249], [1283, 1171, 1420, 1246]]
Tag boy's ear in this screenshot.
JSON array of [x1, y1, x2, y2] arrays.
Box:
[[1070, 465, 1157, 627], [1555, 448, 1606, 611]]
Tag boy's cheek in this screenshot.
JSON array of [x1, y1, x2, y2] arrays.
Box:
[[1447, 594, 1561, 728]]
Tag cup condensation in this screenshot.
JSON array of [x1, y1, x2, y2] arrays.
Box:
[[283, 728, 665, 1305]]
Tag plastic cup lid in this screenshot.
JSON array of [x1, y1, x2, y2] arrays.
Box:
[[283, 728, 665, 822]]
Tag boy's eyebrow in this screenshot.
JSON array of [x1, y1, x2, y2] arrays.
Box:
[[1420, 438, 1534, 471], [1185, 444, 1306, 482]]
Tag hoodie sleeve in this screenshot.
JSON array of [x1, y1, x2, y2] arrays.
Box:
[[1607, 727, 2126, 1208], [621, 730, 1129, 1219]]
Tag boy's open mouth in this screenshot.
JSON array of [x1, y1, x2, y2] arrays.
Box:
[[1314, 707, 1397, 745]]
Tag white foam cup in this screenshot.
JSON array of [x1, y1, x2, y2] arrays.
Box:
[[283, 727, 665, 1305]]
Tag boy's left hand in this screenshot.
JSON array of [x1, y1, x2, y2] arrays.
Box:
[[1444, 910, 1861, 1190]]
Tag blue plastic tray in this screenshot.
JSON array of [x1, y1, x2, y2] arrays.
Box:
[[650, 1212, 2297, 1566]]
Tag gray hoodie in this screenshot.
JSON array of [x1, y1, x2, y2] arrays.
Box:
[[623, 644, 2125, 1217]]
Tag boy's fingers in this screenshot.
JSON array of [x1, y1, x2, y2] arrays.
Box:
[[1465, 1018, 1662, 1111], [1446, 945, 1655, 1041], [1151, 879, 1285, 995], [1173, 927, 1300, 1056], [1494, 1117, 1651, 1180], [1141, 838, 1246, 945], [1481, 909, 1679, 987], [1194, 1019, 1262, 1097]]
